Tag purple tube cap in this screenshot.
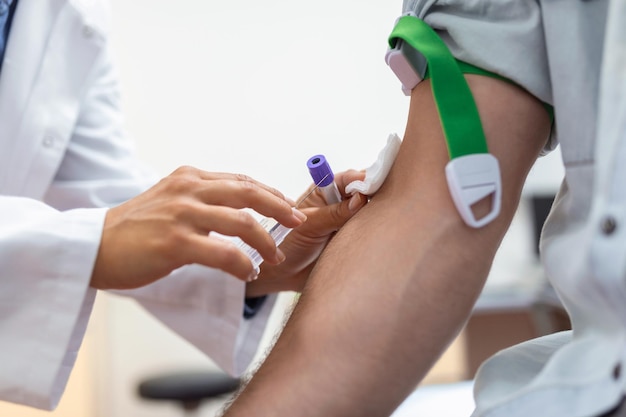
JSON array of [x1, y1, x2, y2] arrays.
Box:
[[307, 154, 335, 187]]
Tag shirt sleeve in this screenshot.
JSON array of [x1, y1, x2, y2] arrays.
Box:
[[400, 0, 555, 152], [0, 18, 274, 410], [43, 34, 278, 378], [115, 267, 277, 377], [406, 0, 551, 105], [0, 197, 104, 410]]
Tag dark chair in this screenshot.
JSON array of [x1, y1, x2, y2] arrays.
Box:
[[138, 371, 241, 416]]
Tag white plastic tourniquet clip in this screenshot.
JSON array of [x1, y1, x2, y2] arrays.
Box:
[[445, 154, 501, 228], [385, 12, 426, 96], [385, 41, 424, 96]]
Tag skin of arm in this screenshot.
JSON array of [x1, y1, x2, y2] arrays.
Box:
[[222, 75, 552, 417]]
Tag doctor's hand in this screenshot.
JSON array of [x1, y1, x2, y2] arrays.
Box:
[[245, 170, 367, 298], [90, 166, 307, 290]]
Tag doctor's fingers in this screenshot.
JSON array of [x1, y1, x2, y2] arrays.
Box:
[[168, 167, 297, 206], [183, 204, 286, 266], [190, 179, 306, 229], [184, 234, 261, 282]]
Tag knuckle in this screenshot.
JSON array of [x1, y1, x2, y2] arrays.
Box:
[[167, 227, 189, 247], [173, 165, 196, 176], [174, 233, 202, 265], [236, 210, 258, 229], [154, 229, 187, 261], [166, 175, 199, 193], [239, 178, 259, 193], [219, 244, 246, 268], [234, 173, 254, 183], [269, 186, 284, 199], [171, 198, 196, 218]]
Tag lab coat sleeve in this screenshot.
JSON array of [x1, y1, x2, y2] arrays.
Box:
[[116, 270, 278, 376], [0, 197, 104, 410], [0, 0, 272, 410], [41, 24, 273, 396]]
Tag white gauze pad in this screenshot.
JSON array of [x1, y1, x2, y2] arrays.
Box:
[[345, 133, 402, 196]]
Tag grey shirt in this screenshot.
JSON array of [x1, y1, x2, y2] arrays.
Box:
[[405, 1, 626, 416]]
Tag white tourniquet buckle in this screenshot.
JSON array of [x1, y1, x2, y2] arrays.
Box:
[[385, 39, 429, 96], [385, 41, 423, 96], [445, 154, 501, 228], [385, 12, 426, 96]]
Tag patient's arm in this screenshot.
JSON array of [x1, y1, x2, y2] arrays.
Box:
[[223, 75, 551, 417]]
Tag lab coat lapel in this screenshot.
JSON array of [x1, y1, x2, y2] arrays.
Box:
[[0, 0, 103, 198]]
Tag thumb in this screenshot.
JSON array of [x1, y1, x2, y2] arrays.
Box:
[[298, 193, 367, 236], [328, 193, 367, 230], [346, 192, 368, 215]]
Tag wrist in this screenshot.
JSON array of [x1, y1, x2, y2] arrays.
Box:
[[245, 263, 278, 298]]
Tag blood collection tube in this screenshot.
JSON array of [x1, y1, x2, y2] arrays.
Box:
[[306, 155, 342, 204], [234, 154, 342, 275]]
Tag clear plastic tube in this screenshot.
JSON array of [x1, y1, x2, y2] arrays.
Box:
[[318, 180, 342, 204], [234, 154, 340, 271], [234, 218, 293, 272]]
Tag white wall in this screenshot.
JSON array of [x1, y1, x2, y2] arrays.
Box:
[[109, 0, 408, 189], [94, 1, 565, 416]]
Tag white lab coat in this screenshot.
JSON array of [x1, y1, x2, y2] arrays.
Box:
[[0, 0, 275, 410]]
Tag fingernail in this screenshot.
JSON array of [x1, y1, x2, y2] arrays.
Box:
[[246, 266, 260, 282], [348, 193, 363, 212], [292, 207, 307, 222], [275, 248, 286, 264]]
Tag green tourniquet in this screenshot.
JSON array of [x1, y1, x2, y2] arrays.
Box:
[[389, 15, 488, 159], [455, 61, 508, 82], [451, 61, 555, 122]]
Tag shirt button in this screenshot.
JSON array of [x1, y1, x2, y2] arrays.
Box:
[[42, 136, 55, 148], [601, 216, 618, 235], [614, 363, 622, 380]]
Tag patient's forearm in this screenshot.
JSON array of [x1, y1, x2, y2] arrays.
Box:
[[224, 76, 551, 417]]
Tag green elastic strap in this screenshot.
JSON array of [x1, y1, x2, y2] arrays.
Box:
[[429, 60, 555, 123], [388, 16, 488, 159]]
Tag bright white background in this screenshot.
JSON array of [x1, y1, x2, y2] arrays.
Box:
[[109, 0, 409, 191], [97, 1, 562, 416]]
